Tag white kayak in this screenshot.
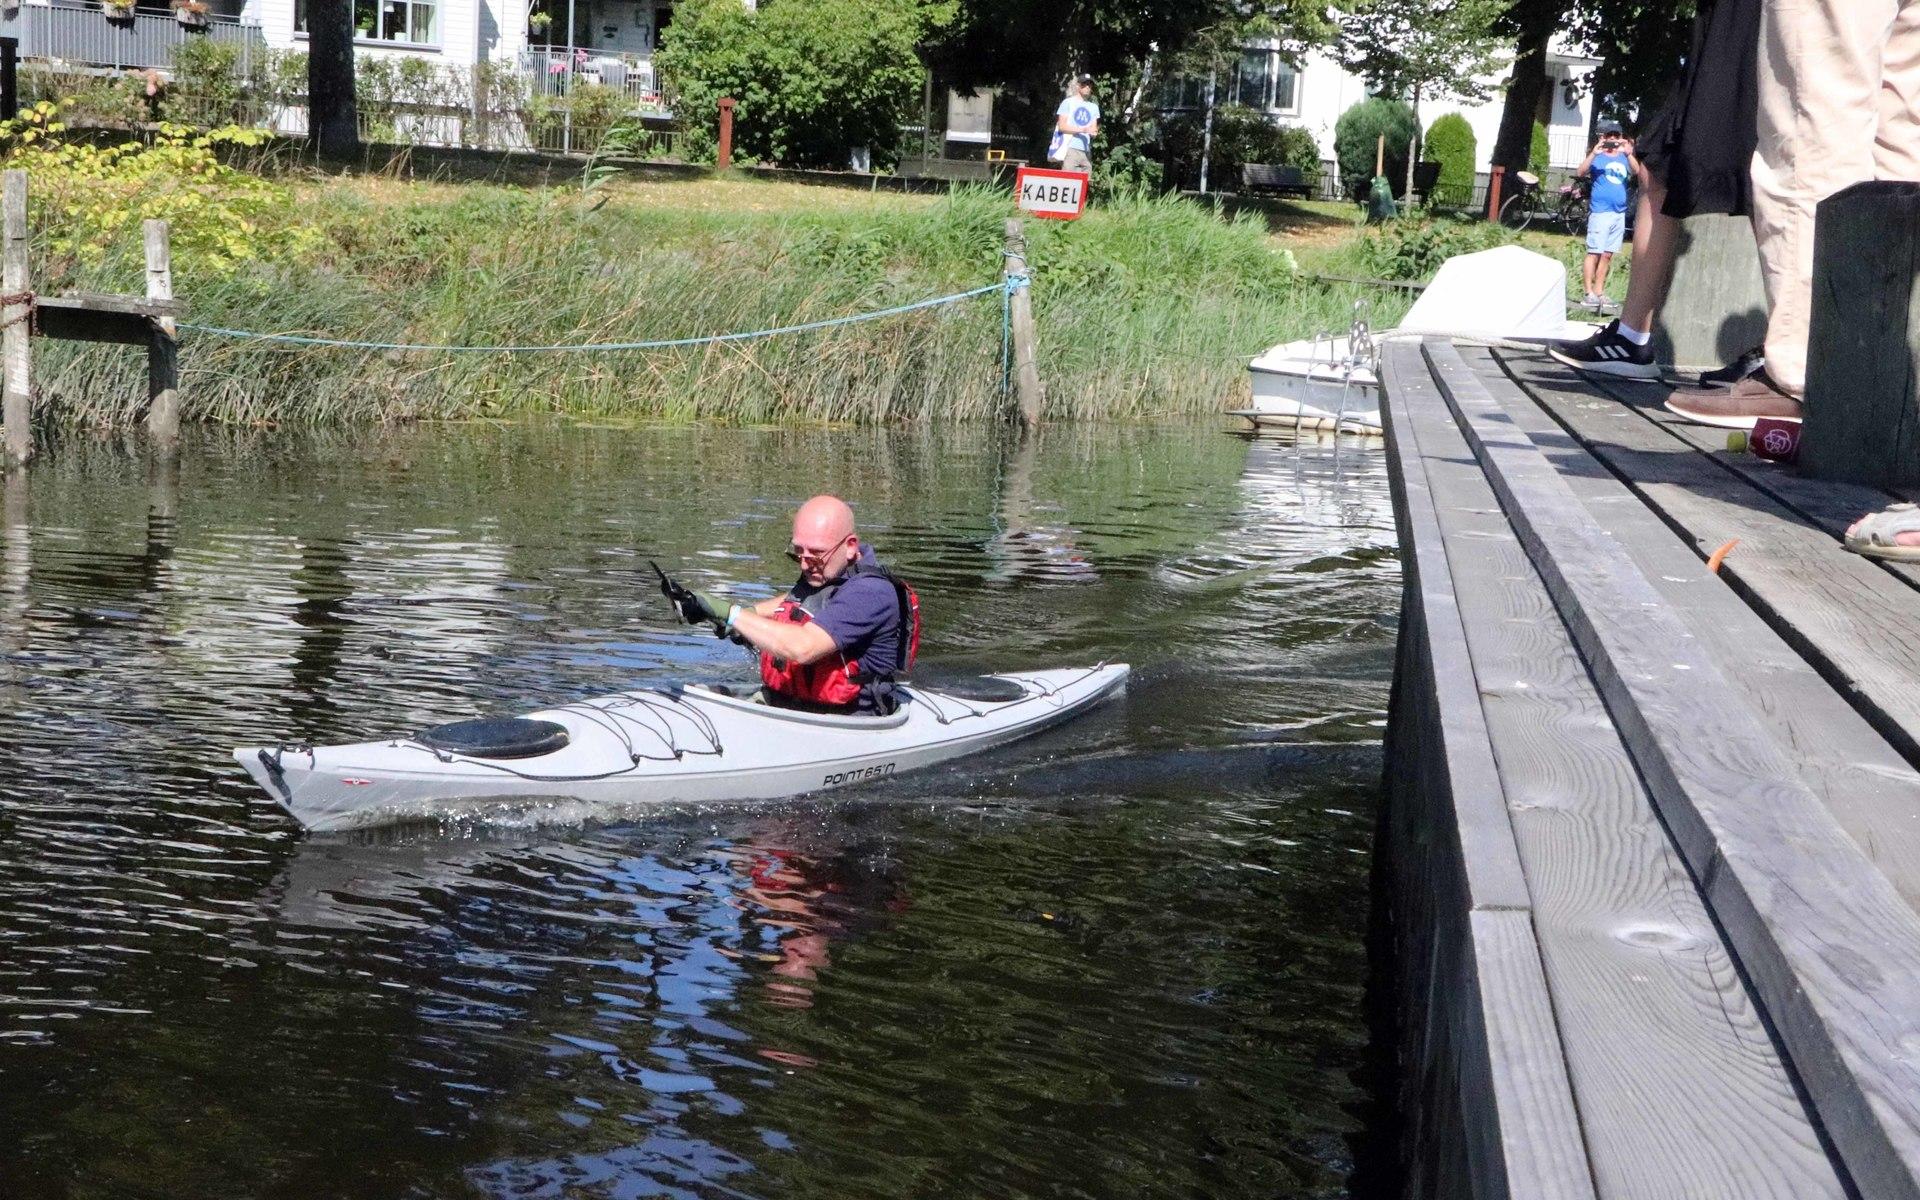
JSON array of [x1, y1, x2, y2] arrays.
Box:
[[235, 664, 1130, 833]]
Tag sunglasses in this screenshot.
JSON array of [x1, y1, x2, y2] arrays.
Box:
[[786, 536, 852, 565]]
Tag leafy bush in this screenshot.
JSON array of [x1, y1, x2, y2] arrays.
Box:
[[655, 0, 925, 168], [1156, 105, 1321, 192], [1358, 215, 1510, 281], [0, 101, 315, 274], [1335, 97, 1418, 197], [1093, 142, 1164, 198], [20, 65, 149, 127], [1423, 112, 1476, 208], [1529, 120, 1550, 176]]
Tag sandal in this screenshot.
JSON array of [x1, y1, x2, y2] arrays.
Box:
[[1844, 502, 1920, 561]]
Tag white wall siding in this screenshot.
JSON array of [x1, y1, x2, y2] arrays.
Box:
[[249, 0, 491, 65]]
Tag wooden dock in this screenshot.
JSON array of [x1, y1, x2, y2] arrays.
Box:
[[1379, 338, 1920, 1198]]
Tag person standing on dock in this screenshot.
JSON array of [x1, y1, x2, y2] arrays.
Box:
[[1054, 75, 1100, 177], [1549, 0, 1765, 388], [1666, 0, 1920, 432], [660, 495, 920, 715]]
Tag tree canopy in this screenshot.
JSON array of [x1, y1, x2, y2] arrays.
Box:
[[1336, 0, 1507, 108], [659, 0, 941, 167]]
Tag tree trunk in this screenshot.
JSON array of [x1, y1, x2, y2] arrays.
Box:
[[307, 0, 358, 159], [1491, 19, 1552, 177], [1405, 85, 1420, 204], [1198, 69, 1217, 194]]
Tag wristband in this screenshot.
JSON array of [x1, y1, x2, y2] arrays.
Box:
[[727, 603, 742, 627]]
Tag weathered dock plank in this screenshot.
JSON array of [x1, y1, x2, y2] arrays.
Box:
[[1466, 351, 1920, 899], [36, 295, 178, 347], [1425, 338, 1920, 1199], [1575, 368, 1897, 538], [1392, 343, 1847, 1197], [1489, 351, 1920, 808], [1379, 341, 1596, 1200]]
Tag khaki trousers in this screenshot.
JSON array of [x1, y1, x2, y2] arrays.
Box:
[[1754, 0, 1920, 395]]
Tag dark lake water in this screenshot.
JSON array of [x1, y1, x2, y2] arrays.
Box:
[[0, 421, 1399, 1199]]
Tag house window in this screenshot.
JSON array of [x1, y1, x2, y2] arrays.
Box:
[[1233, 49, 1270, 108], [1225, 50, 1300, 113], [296, 0, 438, 45], [1161, 50, 1298, 112], [1272, 63, 1298, 112]]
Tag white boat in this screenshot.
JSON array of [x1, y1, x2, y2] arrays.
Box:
[[235, 664, 1130, 833], [1237, 331, 1383, 436], [1238, 246, 1608, 438]]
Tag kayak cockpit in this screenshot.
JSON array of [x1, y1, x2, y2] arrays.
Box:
[[677, 684, 914, 729]]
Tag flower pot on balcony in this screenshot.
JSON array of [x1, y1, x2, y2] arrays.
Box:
[[102, 2, 136, 23], [172, 0, 208, 24]]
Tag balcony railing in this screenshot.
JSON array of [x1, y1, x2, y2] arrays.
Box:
[[518, 46, 656, 101], [23, 2, 265, 72]]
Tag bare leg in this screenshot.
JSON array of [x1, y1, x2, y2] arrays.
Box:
[[1621, 176, 1676, 334], [1593, 250, 1614, 297], [1582, 253, 1599, 297]]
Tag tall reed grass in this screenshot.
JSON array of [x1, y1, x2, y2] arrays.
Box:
[[36, 178, 1408, 428]]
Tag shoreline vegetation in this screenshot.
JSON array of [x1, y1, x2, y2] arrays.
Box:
[[17, 119, 1425, 430]]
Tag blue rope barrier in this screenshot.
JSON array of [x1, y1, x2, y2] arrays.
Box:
[[176, 279, 1014, 355]]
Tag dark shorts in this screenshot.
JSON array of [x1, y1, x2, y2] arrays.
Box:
[[1635, 0, 1760, 218]]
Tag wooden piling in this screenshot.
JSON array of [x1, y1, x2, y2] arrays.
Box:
[[1487, 164, 1506, 223], [2, 170, 30, 467], [717, 97, 736, 172], [1002, 218, 1041, 428], [144, 219, 179, 444]]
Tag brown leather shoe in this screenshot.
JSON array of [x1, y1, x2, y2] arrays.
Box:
[[1664, 369, 1801, 430]]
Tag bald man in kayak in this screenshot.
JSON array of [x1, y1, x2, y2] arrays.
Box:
[[661, 495, 920, 715]]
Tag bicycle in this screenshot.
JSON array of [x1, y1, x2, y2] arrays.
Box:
[[1498, 172, 1594, 235], [1554, 177, 1591, 234], [1497, 171, 1545, 231]]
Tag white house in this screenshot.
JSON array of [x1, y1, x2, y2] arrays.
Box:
[[6, 0, 672, 95], [1165, 38, 1602, 175], [261, 0, 673, 80]]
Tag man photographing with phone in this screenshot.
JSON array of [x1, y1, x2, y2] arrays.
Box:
[[1576, 122, 1638, 311]]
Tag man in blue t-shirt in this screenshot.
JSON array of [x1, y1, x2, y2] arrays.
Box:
[[1578, 122, 1639, 309], [666, 495, 913, 714], [1054, 75, 1100, 176]]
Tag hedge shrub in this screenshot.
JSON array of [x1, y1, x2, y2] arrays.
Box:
[[1423, 112, 1476, 208], [1334, 97, 1418, 197]]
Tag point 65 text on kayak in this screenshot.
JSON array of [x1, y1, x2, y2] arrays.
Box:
[[823, 761, 897, 787]]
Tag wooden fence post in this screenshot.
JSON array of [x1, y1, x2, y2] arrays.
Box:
[[717, 97, 736, 171], [144, 219, 179, 444], [2, 170, 30, 467], [1003, 218, 1041, 428], [1487, 164, 1505, 223]]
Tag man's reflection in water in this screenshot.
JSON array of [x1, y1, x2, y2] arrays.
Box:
[[730, 838, 909, 1015]]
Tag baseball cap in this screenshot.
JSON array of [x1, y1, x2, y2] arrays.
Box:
[[1598, 120, 1622, 135], [1075, 73, 1094, 86]]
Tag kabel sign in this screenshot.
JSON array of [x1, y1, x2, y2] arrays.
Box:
[[1014, 167, 1088, 220]]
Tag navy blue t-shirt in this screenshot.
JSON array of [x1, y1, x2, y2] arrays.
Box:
[[790, 545, 907, 707]]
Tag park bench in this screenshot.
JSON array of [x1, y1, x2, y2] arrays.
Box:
[[1240, 163, 1315, 198]]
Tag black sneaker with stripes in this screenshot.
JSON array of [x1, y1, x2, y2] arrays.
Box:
[[1547, 319, 1659, 379]]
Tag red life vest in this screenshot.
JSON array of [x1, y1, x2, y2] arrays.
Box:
[[760, 561, 921, 710]]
